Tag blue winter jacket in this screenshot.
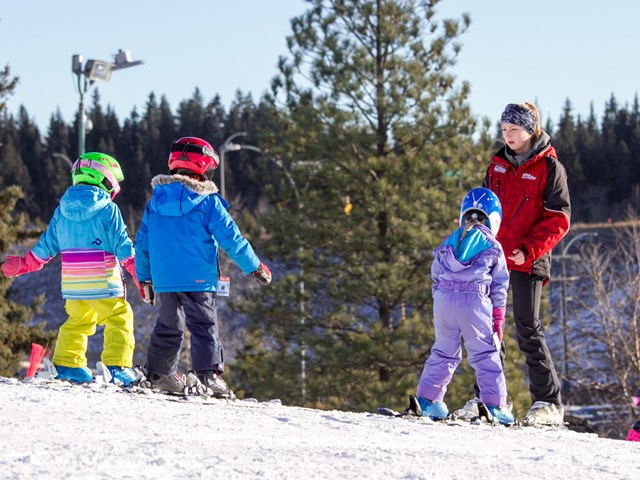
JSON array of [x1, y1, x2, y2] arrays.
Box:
[[431, 224, 509, 309], [135, 174, 260, 293], [32, 185, 134, 299]]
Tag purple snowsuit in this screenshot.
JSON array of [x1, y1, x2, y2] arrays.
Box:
[[417, 223, 510, 407]]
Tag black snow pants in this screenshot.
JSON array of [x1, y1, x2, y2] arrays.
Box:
[[146, 291, 224, 376], [475, 270, 562, 406]]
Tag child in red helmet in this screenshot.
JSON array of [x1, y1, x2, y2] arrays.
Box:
[[135, 136, 272, 397]]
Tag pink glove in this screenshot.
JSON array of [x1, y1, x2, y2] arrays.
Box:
[[492, 306, 506, 344], [120, 256, 143, 299], [252, 261, 272, 286], [2, 251, 49, 277]]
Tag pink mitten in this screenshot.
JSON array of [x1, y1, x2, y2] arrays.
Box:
[[492, 306, 506, 344], [1, 251, 49, 277]]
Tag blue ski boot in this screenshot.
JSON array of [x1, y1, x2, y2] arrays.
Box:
[[486, 405, 516, 425], [106, 366, 137, 387], [55, 365, 93, 384], [417, 397, 449, 420]]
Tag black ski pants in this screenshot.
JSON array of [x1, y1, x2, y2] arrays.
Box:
[[146, 291, 224, 376], [475, 270, 561, 406]]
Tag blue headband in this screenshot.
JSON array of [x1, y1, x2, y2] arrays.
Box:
[[500, 103, 536, 134]]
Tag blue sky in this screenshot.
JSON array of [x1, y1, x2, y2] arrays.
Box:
[[1, 1, 638, 133]]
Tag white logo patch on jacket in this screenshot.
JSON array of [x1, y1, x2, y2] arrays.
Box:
[[494, 165, 507, 173], [522, 173, 537, 181]]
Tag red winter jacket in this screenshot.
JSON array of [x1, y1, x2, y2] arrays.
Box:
[[482, 138, 570, 281]]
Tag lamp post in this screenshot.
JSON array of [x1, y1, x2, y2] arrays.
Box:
[[72, 49, 143, 156], [270, 158, 307, 401], [52, 153, 73, 169], [556, 232, 599, 394], [217, 132, 261, 199], [218, 142, 308, 400]]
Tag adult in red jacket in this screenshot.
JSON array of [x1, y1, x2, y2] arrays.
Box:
[[483, 102, 570, 426]]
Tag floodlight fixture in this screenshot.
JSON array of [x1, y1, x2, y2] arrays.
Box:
[[84, 59, 114, 82], [113, 49, 144, 71], [70, 49, 144, 156], [72, 55, 83, 75]]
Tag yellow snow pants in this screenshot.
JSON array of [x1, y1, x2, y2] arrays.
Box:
[[52, 297, 135, 368]]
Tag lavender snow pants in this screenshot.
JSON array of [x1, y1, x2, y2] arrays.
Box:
[[417, 287, 507, 407]]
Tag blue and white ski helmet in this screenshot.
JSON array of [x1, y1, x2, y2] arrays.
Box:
[[459, 187, 502, 235]]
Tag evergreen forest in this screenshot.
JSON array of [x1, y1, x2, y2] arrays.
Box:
[[1, 0, 640, 439]]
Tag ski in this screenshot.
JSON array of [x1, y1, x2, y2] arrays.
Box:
[[377, 396, 522, 428]]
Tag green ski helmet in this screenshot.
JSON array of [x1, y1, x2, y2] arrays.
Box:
[[71, 152, 124, 199]]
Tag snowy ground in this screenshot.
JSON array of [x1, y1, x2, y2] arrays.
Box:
[[0, 377, 638, 480]]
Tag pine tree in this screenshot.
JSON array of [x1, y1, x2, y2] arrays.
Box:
[[139, 93, 167, 178], [553, 100, 586, 218], [85, 89, 118, 154], [0, 186, 55, 376], [17, 106, 46, 220], [224, 92, 262, 208], [575, 105, 604, 221], [0, 65, 54, 375], [176, 88, 208, 138], [0, 117, 33, 212], [43, 110, 73, 219], [0, 65, 18, 113], [118, 110, 150, 229], [157, 95, 178, 174], [232, 0, 492, 411]]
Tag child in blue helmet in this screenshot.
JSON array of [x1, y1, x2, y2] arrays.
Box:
[[415, 187, 515, 425], [1, 152, 144, 386]]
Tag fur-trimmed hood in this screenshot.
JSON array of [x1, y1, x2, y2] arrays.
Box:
[[148, 174, 219, 217], [151, 174, 218, 195]]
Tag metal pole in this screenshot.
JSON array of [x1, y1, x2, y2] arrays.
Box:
[[299, 246, 306, 402], [218, 132, 247, 199], [273, 159, 306, 402], [220, 149, 226, 198], [558, 231, 599, 396], [561, 257, 569, 379], [52, 153, 73, 168], [78, 76, 86, 156]]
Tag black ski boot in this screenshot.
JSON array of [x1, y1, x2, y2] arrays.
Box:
[[403, 395, 423, 417]]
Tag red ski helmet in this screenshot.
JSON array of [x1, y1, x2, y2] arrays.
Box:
[[168, 137, 219, 180]]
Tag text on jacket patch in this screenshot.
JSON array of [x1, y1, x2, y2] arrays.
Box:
[[521, 173, 537, 181]]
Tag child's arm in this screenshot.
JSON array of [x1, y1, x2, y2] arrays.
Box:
[[133, 207, 152, 282], [2, 213, 59, 277], [1, 251, 50, 277], [208, 200, 263, 275], [490, 246, 510, 343], [104, 204, 134, 263]]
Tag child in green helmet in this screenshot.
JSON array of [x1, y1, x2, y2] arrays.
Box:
[[1, 152, 146, 386]]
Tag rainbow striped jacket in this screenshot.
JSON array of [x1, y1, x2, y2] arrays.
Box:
[[32, 185, 134, 300]]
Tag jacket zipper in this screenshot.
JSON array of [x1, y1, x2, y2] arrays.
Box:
[[511, 196, 529, 221]]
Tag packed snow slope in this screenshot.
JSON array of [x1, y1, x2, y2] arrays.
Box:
[[0, 376, 637, 480]]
